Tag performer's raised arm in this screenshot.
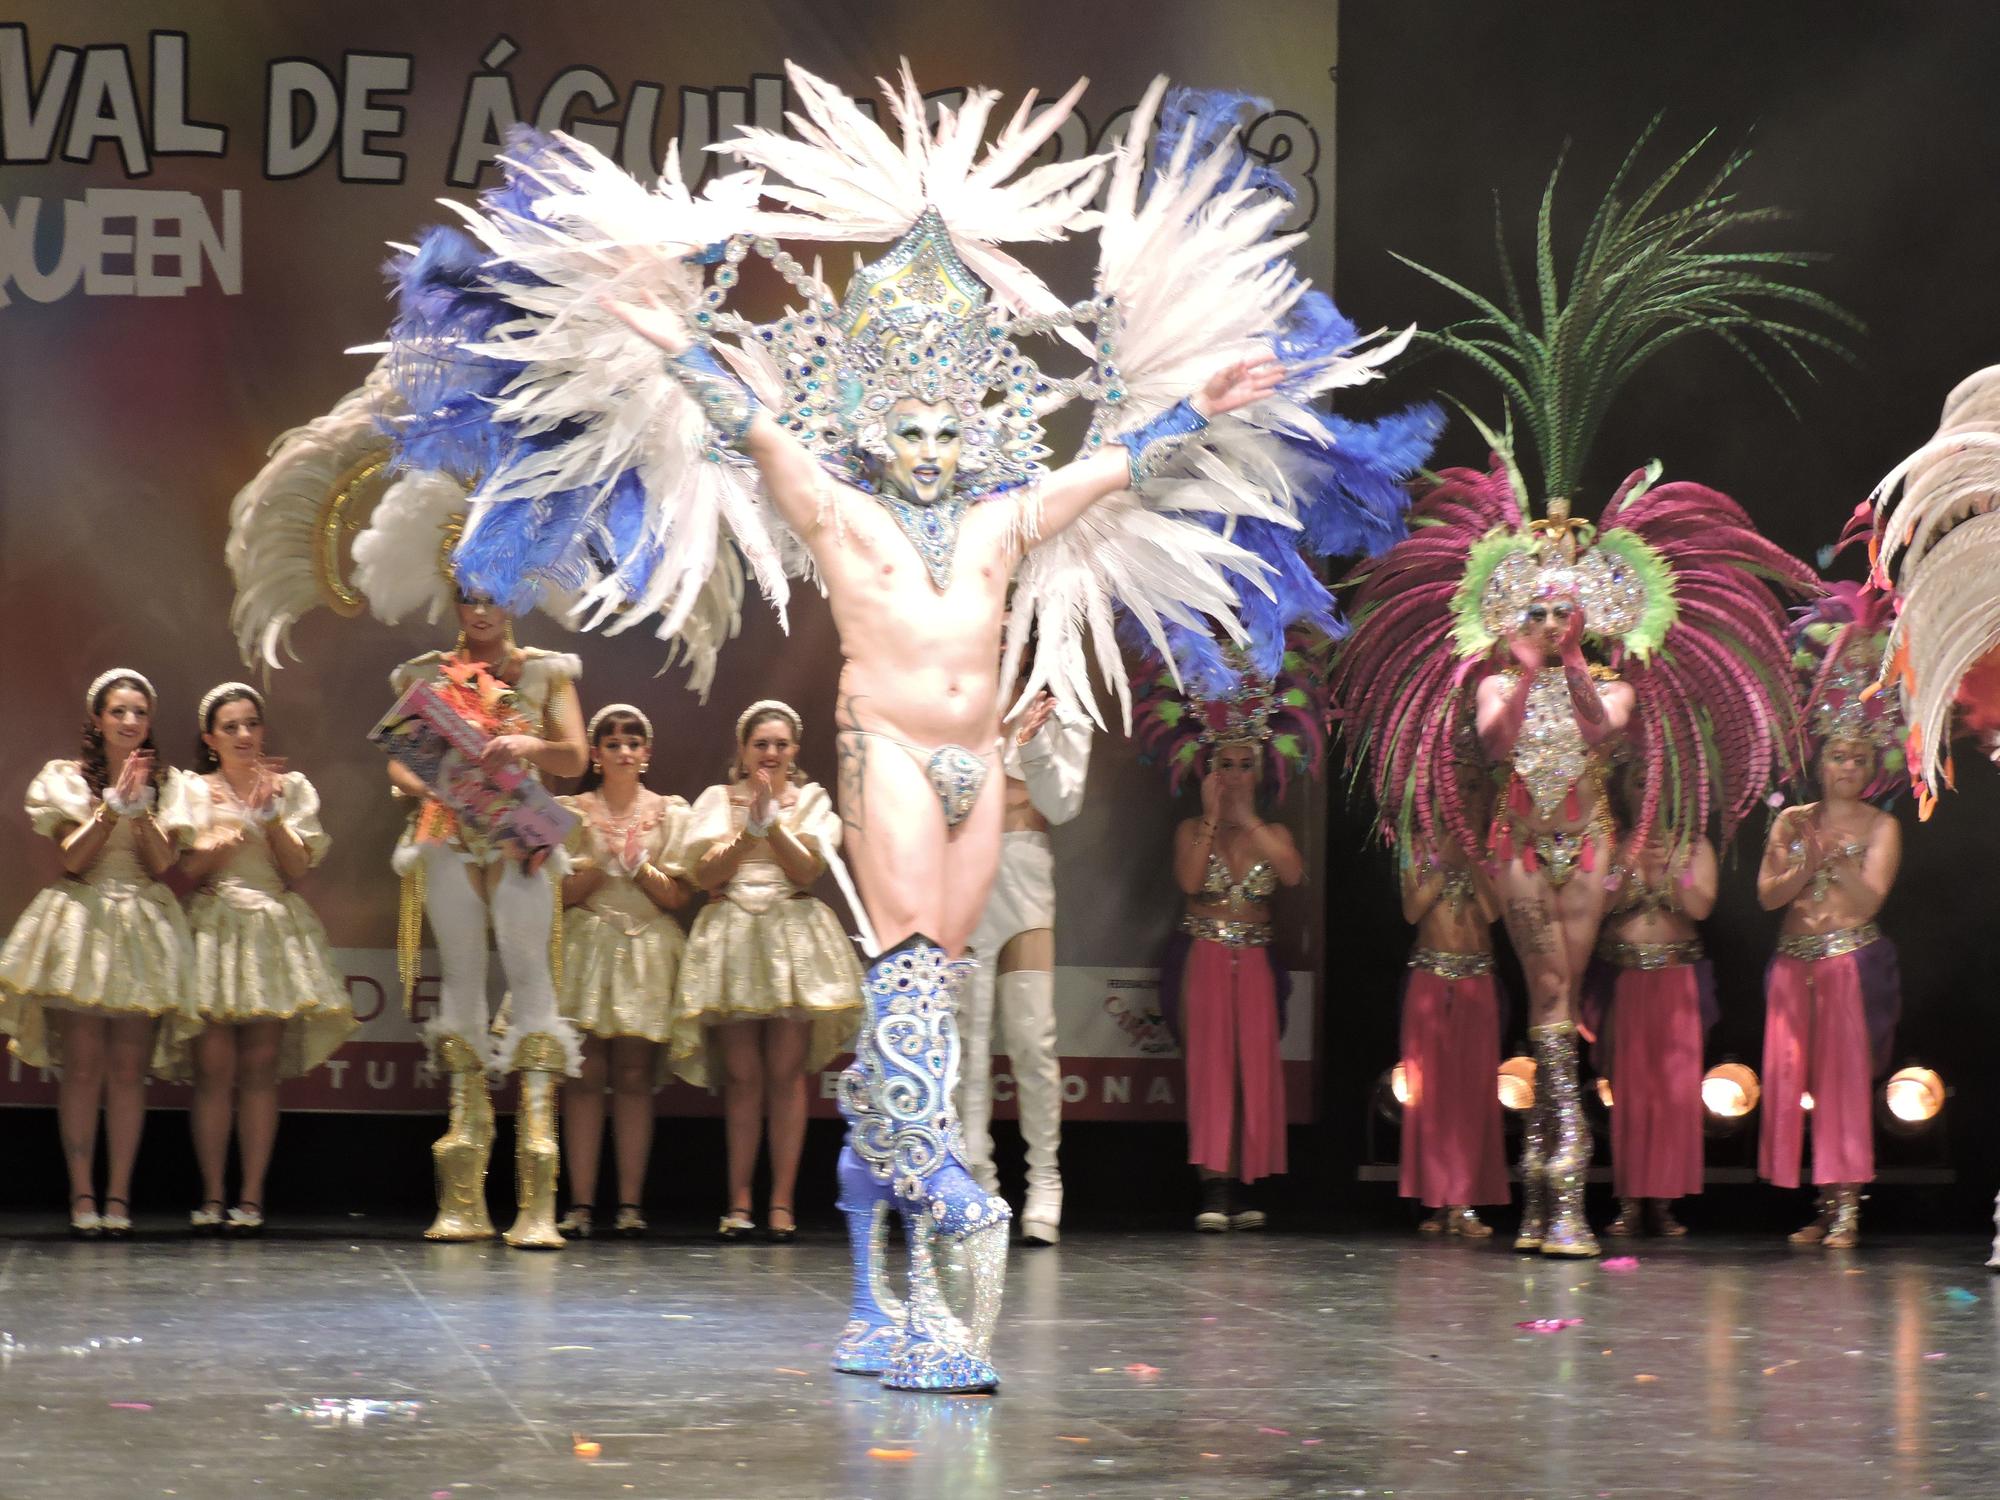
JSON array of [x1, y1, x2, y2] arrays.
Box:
[[608, 292, 828, 542], [1028, 357, 1288, 545]]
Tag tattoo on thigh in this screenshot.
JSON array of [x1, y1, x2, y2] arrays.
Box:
[[1506, 896, 1558, 955], [834, 693, 867, 835]]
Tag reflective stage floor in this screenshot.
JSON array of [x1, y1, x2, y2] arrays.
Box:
[[0, 1220, 1994, 1499]]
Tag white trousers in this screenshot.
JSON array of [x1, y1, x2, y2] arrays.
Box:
[[957, 834, 1062, 1207], [420, 846, 576, 1074]]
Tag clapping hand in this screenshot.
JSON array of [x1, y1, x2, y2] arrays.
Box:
[[1015, 692, 1056, 746], [748, 767, 777, 830]]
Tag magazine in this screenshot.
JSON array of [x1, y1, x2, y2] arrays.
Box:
[[369, 681, 576, 857]]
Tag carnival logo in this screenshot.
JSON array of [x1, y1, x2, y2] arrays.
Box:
[[0, 25, 1322, 306]]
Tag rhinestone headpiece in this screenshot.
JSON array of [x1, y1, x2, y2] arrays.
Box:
[[720, 209, 1054, 493]]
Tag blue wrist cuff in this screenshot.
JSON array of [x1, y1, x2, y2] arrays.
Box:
[[1118, 398, 1210, 487]]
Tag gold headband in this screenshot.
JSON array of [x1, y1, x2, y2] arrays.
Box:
[[86, 667, 155, 712], [198, 680, 264, 729], [736, 698, 803, 742], [587, 702, 653, 741]]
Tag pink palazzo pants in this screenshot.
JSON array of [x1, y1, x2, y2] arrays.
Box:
[[1758, 951, 1875, 1188], [1607, 965, 1706, 1199], [1182, 938, 1287, 1183], [1398, 968, 1508, 1207]]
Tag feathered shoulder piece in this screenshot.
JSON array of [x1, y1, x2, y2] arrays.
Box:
[[1870, 364, 2000, 810], [1133, 629, 1332, 797]]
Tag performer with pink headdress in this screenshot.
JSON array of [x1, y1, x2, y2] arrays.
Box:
[[1136, 635, 1327, 1230], [1756, 588, 1905, 1249], [1332, 129, 1847, 1257]]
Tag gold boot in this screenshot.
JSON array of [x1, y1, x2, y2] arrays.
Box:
[[504, 1033, 566, 1251], [1821, 1185, 1862, 1250], [1513, 1078, 1550, 1252], [1788, 1192, 1834, 1245], [1534, 1021, 1600, 1259], [426, 1036, 496, 1242]]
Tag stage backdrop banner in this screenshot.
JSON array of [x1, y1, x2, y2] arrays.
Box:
[[0, 1, 1338, 1119]]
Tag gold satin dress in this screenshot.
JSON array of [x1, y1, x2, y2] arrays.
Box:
[[557, 789, 690, 1077], [151, 770, 357, 1082], [0, 759, 194, 1070], [671, 782, 862, 1087]]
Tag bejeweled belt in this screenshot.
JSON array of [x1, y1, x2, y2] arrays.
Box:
[[1776, 922, 1880, 962], [1595, 937, 1706, 970], [1181, 915, 1272, 948], [1408, 947, 1493, 980]]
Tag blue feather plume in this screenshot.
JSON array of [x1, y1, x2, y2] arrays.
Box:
[[380, 125, 662, 609], [1151, 88, 1292, 203]]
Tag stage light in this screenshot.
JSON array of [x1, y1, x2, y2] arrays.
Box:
[[1373, 1065, 1409, 1124], [1594, 1077, 1614, 1108], [1883, 1066, 1945, 1128], [1801, 1092, 1815, 1112], [1701, 1063, 1760, 1121], [1497, 1055, 1536, 1112]]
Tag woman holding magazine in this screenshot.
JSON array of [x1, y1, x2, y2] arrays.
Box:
[[385, 592, 587, 1249]]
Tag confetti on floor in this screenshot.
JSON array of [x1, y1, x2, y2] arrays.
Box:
[[1516, 1318, 1583, 1332]]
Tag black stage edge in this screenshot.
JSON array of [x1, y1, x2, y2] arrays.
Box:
[[0, 1225, 1993, 1499]]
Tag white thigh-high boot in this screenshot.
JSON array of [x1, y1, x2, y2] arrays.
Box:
[[488, 861, 578, 1250], [1000, 968, 1063, 1243], [1988, 1189, 1999, 1271], [954, 949, 1001, 1195], [418, 847, 497, 1240], [420, 847, 496, 1062], [488, 862, 579, 1074]]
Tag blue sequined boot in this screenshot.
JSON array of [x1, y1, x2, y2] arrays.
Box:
[[848, 938, 1010, 1393], [831, 989, 906, 1373]]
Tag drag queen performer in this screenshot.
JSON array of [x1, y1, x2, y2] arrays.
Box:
[[1866, 362, 2000, 1267], [554, 704, 690, 1240], [1591, 818, 1716, 1238], [0, 670, 189, 1238], [1397, 816, 1508, 1237], [1139, 645, 1319, 1230], [676, 701, 861, 1242], [1332, 134, 1841, 1257], [157, 683, 357, 1234], [285, 71, 1428, 1391], [390, 594, 586, 1249], [1756, 587, 1904, 1249], [954, 680, 1090, 1245]]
